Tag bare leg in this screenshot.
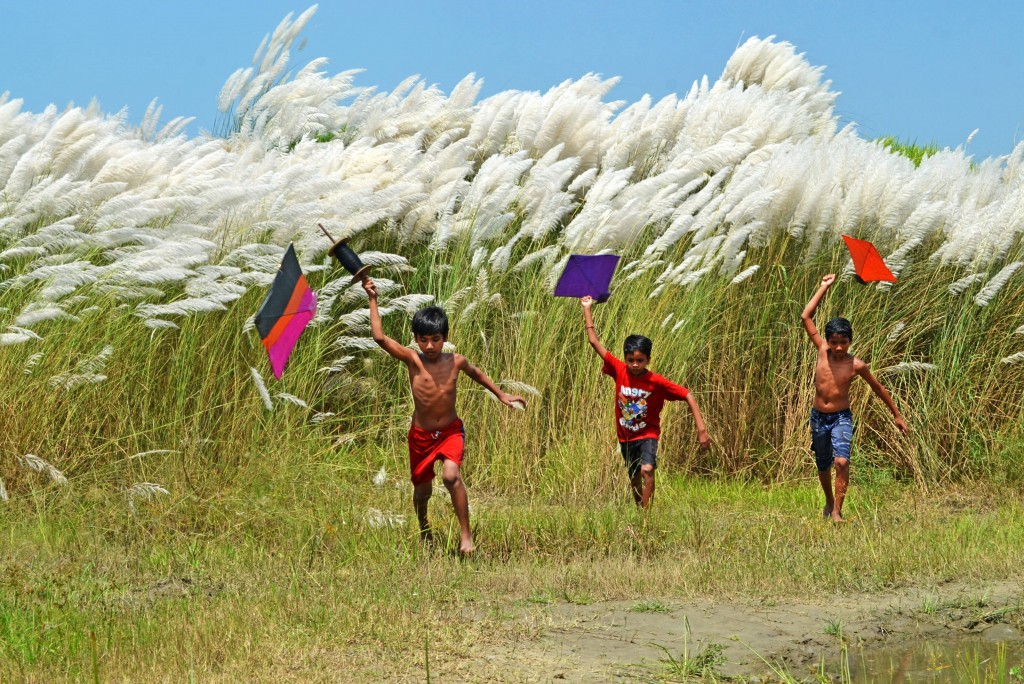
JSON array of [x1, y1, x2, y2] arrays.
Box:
[[441, 460, 474, 555], [413, 481, 433, 542], [817, 467, 834, 519], [831, 458, 850, 522], [639, 464, 656, 509], [630, 472, 643, 506]]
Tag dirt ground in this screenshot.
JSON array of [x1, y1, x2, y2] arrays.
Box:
[[474, 581, 1024, 682]]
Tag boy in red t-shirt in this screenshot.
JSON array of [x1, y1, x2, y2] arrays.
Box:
[[581, 296, 711, 508]]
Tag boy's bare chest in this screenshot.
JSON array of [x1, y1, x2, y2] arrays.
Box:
[[410, 363, 458, 394], [817, 354, 855, 385]]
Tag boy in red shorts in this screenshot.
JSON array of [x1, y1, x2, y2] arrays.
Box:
[[581, 296, 711, 508], [364, 277, 526, 554]]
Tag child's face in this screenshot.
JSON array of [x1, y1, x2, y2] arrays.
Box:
[[826, 333, 851, 359], [624, 350, 650, 376], [415, 333, 446, 360]]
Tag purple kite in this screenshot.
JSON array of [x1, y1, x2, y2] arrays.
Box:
[[553, 254, 621, 303], [254, 244, 317, 380]]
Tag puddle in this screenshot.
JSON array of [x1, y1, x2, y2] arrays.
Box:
[[847, 636, 1024, 683]]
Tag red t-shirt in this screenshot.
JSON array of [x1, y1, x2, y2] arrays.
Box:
[[602, 351, 689, 442]]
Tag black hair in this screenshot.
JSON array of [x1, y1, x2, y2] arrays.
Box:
[[411, 306, 449, 337], [824, 317, 853, 342], [623, 334, 653, 358]]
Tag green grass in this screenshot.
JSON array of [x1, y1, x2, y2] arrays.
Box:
[[877, 135, 941, 167], [3, 218, 1024, 680], [2, 448, 1023, 680]]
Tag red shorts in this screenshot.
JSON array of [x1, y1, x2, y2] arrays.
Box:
[[407, 418, 465, 485]]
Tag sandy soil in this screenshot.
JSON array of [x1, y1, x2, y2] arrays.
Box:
[[476, 581, 1024, 682]]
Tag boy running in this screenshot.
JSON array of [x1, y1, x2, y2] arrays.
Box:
[[582, 296, 711, 508], [801, 274, 909, 522], [364, 278, 526, 554]]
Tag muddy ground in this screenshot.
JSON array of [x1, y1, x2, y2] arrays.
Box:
[[475, 581, 1024, 682]]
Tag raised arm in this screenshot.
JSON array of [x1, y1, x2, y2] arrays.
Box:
[[856, 360, 909, 433], [684, 393, 711, 451], [457, 356, 527, 409], [363, 277, 417, 363], [801, 274, 836, 349], [581, 296, 610, 360]]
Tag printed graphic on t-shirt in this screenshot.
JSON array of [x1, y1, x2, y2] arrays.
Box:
[[618, 385, 651, 432]]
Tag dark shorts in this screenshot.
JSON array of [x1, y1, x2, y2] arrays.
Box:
[[810, 408, 854, 471], [620, 438, 658, 478]]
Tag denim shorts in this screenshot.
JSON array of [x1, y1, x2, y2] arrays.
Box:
[[810, 408, 854, 471], [620, 438, 658, 478]]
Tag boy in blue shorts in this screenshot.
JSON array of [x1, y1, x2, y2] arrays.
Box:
[[801, 274, 909, 522], [581, 296, 711, 508]]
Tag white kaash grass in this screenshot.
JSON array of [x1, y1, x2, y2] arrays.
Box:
[[310, 411, 335, 424], [874, 361, 937, 377], [730, 264, 760, 284], [125, 482, 170, 514], [1001, 351, 1024, 365], [17, 454, 68, 486], [364, 508, 406, 528], [4, 5, 1024, 372], [249, 366, 274, 411], [48, 345, 114, 390], [974, 262, 1023, 307], [130, 449, 181, 459], [144, 319, 179, 330], [0, 332, 35, 346], [372, 466, 388, 487], [275, 392, 308, 408], [0, 478, 8, 502], [886, 322, 907, 343], [23, 352, 43, 374], [498, 379, 542, 397], [5, 326, 42, 341], [948, 273, 986, 295]]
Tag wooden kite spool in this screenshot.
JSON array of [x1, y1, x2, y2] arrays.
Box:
[[319, 224, 371, 283]]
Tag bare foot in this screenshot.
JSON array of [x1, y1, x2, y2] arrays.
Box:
[[822, 504, 833, 519], [420, 528, 434, 545], [830, 512, 847, 523], [459, 539, 476, 557]]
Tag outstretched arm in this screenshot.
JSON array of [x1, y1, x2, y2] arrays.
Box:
[[684, 393, 712, 451], [801, 274, 835, 349], [364, 277, 417, 363], [581, 296, 610, 360], [857, 361, 909, 433], [457, 356, 527, 409]]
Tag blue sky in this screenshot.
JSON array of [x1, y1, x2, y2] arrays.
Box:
[[2, 1, 1022, 160]]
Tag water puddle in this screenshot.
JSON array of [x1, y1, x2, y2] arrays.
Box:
[[846, 635, 1024, 683]]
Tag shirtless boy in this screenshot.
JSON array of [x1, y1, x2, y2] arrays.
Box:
[[801, 274, 909, 522], [364, 278, 526, 554]]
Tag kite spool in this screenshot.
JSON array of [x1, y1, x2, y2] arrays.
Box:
[[319, 223, 371, 283]]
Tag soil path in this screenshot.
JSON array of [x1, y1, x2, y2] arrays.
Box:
[[481, 581, 1024, 681]]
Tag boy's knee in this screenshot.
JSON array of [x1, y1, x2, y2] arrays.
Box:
[[833, 457, 850, 469], [640, 464, 655, 477], [441, 462, 462, 488]]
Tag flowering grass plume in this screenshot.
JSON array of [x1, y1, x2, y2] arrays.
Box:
[[16, 454, 68, 486], [125, 482, 170, 514]]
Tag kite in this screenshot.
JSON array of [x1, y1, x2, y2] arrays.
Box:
[[254, 244, 317, 380], [841, 235, 897, 283], [553, 254, 621, 303]]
